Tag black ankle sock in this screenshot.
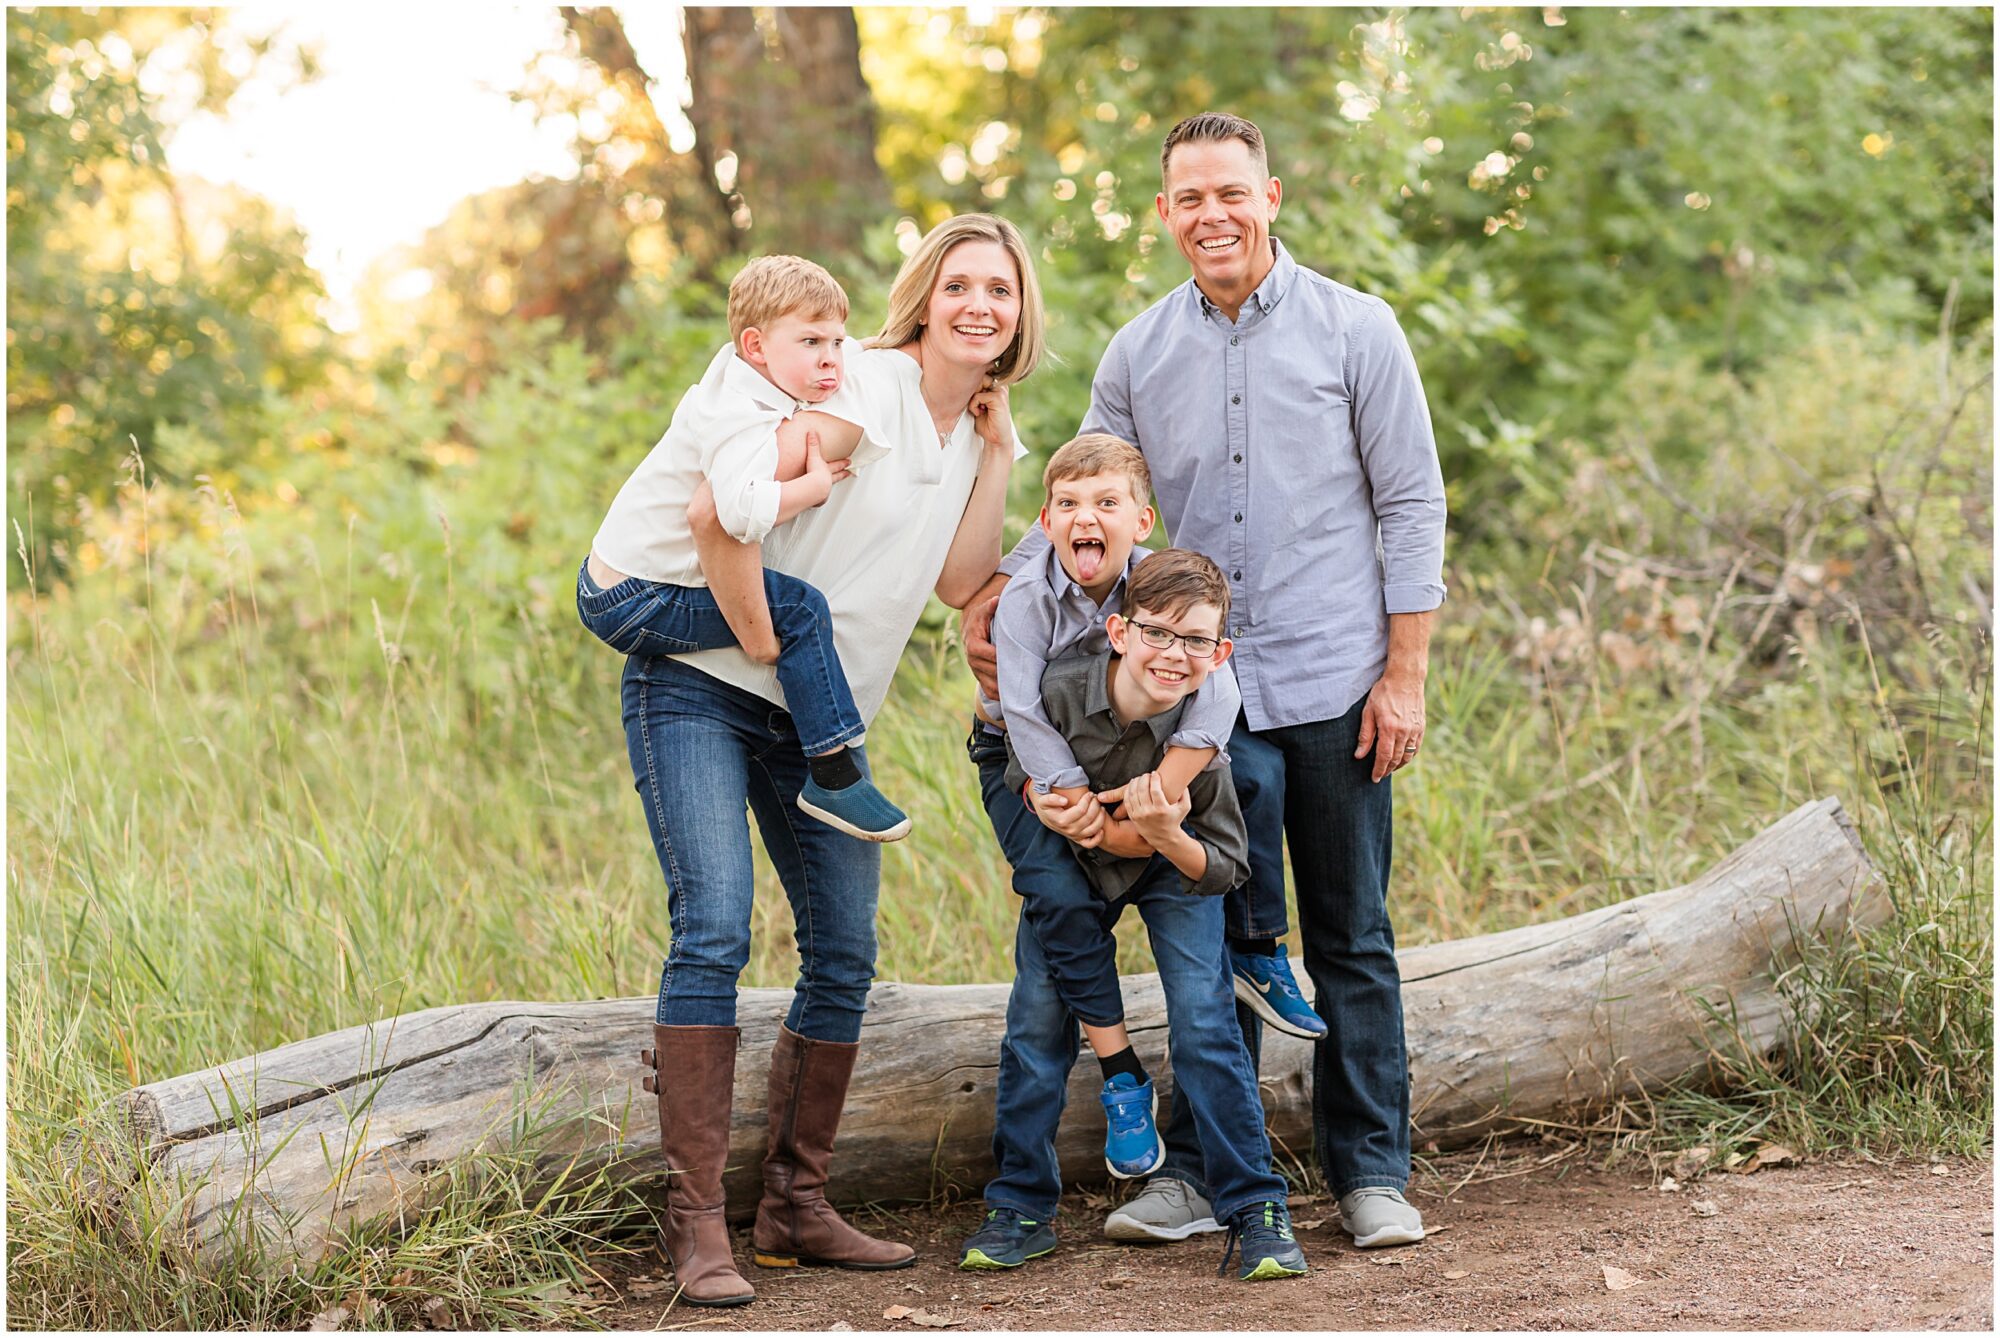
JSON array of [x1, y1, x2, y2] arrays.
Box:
[[807, 748, 863, 791], [1097, 1045, 1146, 1084], [1230, 936, 1279, 958]]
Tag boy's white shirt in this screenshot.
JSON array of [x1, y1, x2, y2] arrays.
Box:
[[591, 344, 889, 586], [674, 345, 1027, 727]]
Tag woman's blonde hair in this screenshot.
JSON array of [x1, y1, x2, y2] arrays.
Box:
[[867, 214, 1045, 385]]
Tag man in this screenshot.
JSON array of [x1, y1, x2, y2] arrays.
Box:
[[963, 111, 1445, 1249]]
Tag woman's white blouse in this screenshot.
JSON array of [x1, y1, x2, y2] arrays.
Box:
[[671, 344, 1026, 727]]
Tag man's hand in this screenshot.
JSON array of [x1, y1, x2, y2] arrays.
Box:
[[1099, 773, 1190, 847], [1029, 785, 1107, 847], [1355, 670, 1426, 783], [963, 593, 1001, 700]]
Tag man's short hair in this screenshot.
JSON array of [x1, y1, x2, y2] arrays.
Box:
[[1126, 548, 1231, 628], [1043, 432, 1151, 507], [1159, 111, 1269, 187], [728, 255, 849, 348]]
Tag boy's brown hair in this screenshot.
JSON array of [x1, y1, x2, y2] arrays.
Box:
[[1042, 432, 1151, 507], [1160, 111, 1269, 186], [728, 255, 849, 348], [1126, 548, 1231, 628]]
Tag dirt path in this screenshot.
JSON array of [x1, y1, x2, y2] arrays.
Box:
[[592, 1153, 1993, 1331]]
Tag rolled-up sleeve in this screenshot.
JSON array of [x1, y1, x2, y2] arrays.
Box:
[[994, 585, 1090, 792], [1348, 302, 1447, 614], [1164, 658, 1240, 769], [1181, 768, 1250, 896], [703, 419, 784, 545]]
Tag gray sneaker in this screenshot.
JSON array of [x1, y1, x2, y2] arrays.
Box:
[[1103, 1177, 1225, 1242], [1337, 1186, 1425, 1248]]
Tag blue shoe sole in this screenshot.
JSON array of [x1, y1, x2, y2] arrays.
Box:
[[1230, 972, 1328, 1040]]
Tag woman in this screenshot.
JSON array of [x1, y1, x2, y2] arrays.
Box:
[[621, 215, 1045, 1307]]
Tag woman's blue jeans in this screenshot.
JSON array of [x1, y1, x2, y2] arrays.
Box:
[[620, 652, 880, 1043]]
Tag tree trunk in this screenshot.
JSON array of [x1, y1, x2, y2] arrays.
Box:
[[111, 797, 1879, 1269], [683, 6, 893, 260]]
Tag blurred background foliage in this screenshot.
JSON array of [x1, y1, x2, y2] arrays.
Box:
[[8, 5, 1991, 572], [6, 7, 1992, 1326]]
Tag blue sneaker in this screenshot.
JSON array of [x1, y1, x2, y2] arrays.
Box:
[[796, 775, 911, 842], [1230, 944, 1328, 1039], [1099, 1072, 1165, 1180], [1219, 1201, 1308, 1281], [958, 1207, 1057, 1269]]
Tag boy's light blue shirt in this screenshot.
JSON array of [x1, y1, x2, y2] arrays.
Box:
[[989, 543, 1239, 793], [1001, 239, 1448, 731]]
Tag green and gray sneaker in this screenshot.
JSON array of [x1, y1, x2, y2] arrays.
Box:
[[1219, 1201, 1308, 1281], [959, 1207, 1057, 1270]]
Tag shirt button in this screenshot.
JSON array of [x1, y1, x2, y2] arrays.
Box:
[[1231, 394, 1241, 405], [1234, 512, 1243, 522], [1232, 570, 1242, 581], [1230, 335, 1240, 346], [1234, 626, 1245, 637], [1233, 453, 1243, 463]]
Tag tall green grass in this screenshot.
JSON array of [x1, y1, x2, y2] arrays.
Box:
[[8, 326, 1990, 1327]]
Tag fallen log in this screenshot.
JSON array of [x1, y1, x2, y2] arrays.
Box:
[[115, 796, 1879, 1267]]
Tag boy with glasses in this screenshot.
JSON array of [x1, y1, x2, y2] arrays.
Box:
[[976, 434, 1255, 1181], [963, 547, 1306, 1281]]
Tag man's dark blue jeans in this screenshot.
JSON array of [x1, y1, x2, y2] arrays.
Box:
[[968, 727, 1287, 1225], [1157, 693, 1410, 1197], [578, 556, 866, 757]]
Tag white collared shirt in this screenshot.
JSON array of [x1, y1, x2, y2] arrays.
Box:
[[674, 345, 1027, 726], [591, 344, 887, 586]]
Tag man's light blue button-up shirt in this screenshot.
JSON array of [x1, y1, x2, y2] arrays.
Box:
[[1002, 239, 1447, 731]]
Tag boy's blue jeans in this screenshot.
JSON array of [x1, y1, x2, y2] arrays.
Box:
[[618, 651, 880, 1043], [971, 728, 1286, 1225], [967, 725, 1127, 1027], [577, 557, 865, 757], [1158, 696, 1412, 1198]]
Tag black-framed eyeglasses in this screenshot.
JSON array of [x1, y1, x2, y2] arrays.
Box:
[[1126, 619, 1221, 660]]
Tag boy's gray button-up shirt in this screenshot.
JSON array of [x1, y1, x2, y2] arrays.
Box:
[[1002, 651, 1250, 902], [988, 542, 1240, 792], [1001, 238, 1448, 731]]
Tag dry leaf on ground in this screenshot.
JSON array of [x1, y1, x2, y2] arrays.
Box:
[[1731, 1143, 1801, 1174], [883, 1304, 914, 1320], [911, 1311, 959, 1328], [1658, 1176, 1680, 1192], [307, 1305, 348, 1331], [1603, 1265, 1641, 1292], [1444, 1269, 1470, 1280], [627, 1277, 674, 1298], [1930, 1164, 1950, 1176], [421, 1296, 455, 1330], [1692, 1199, 1720, 1218], [1670, 1146, 1714, 1180]]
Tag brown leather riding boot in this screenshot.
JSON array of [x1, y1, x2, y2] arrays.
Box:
[[750, 1026, 917, 1270], [640, 1024, 755, 1307]]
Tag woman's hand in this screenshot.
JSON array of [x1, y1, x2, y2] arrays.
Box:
[[968, 376, 1014, 453]]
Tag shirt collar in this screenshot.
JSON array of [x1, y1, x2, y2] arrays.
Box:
[[1190, 236, 1298, 322], [1083, 649, 1187, 745], [721, 349, 803, 414]]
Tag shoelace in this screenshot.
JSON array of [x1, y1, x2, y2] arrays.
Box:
[[1215, 1202, 1292, 1275]]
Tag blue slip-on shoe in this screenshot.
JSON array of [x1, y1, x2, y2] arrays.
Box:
[[1230, 944, 1329, 1040], [1218, 1201, 1308, 1281], [958, 1207, 1057, 1270], [1099, 1072, 1165, 1180], [796, 775, 912, 843]]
